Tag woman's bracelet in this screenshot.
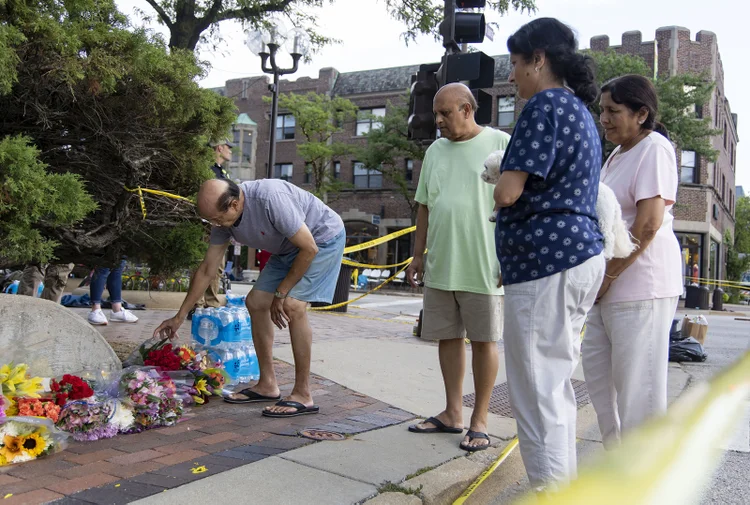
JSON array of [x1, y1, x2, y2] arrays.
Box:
[[604, 273, 619, 280]]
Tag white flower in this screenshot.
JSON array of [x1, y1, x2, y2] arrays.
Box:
[[111, 402, 135, 431]]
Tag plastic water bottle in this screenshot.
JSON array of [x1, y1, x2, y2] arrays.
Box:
[[219, 311, 243, 385], [191, 308, 204, 343], [197, 308, 221, 347], [236, 309, 254, 382]]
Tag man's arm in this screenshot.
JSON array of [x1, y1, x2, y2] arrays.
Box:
[[154, 242, 228, 338], [270, 224, 318, 329], [406, 204, 429, 287]]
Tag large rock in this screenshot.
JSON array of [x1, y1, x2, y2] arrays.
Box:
[[0, 294, 121, 377]]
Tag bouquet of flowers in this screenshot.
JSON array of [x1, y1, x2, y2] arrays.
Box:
[[0, 363, 44, 415], [123, 337, 170, 368], [56, 399, 135, 442], [120, 368, 183, 431], [50, 374, 95, 407], [144, 343, 182, 371], [17, 398, 61, 423], [0, 416, 68, 466]]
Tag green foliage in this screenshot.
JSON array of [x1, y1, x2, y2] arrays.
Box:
[[357, 96, 426, 223], [0, 0, 236, 269], [0, 135, 97, 265], [135, 222, 209, 276], [588, 50, 720, 161], [273, 92, 357, 201], [142, 0, 536, 51], [726, 197, 750, 284]]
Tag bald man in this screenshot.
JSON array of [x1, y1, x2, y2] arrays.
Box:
[[406, 83, 510, 451], [155, 178, 345, 418]]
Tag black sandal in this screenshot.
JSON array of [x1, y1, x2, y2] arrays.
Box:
[[408, 416, 464, 434], [262, 400, 320, 418], [459, 430, 490, 452], [223, 389, 281, 404]]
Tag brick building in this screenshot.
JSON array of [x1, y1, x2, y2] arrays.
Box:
[[591, 27, 739, 286], [213, 26, 739, 284]]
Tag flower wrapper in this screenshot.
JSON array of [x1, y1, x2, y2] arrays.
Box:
[[118, 367, 184, 431], [0, 416, 68, 466], [122, 337, 171, 368]]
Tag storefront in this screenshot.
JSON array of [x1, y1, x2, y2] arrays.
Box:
[[676, 232, 703, 286]]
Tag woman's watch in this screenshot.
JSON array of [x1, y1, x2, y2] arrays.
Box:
[[274, 290, 288, 299]]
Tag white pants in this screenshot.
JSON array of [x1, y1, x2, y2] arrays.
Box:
[[582, 296, 679, 448], [503, 254, 605, 488]]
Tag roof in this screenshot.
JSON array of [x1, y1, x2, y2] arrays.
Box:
[[235, 113, 257, 126], [331, 55, 511, 96]]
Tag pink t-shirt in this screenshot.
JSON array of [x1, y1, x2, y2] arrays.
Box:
[[600, 132, 684, 304]]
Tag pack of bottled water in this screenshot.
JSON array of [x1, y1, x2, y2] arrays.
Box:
[[190, 306, 259, 386]]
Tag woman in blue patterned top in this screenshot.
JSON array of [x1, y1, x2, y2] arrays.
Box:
[[493, 18, 605, 490]]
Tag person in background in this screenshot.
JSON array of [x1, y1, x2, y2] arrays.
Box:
[[406, 83, 510, 452], [87, 259, 139, 325], [582, 74, 682, 448], [493, 18, 605, 489], [18, 263, 75, 303]]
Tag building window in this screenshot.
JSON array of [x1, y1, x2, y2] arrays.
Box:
[[731, 144, 735, 168], [676, 232, 703, 288], [680, 150, 697, 184], [304, 163, 312, 184], [241, 79, 249, 100], [356, 107, 385, 136], [497, 96, 515, 127], [232, 130, 241, 164], [353, 161, 382, 189], [721, 174, 726, 201], [709, 239, 719, 280], [723, 122, 728, 149], [405, 159, 413, 182], [333, 161, 341, 179], [273, 163, 293, 181], [276, 114, 295, 140]]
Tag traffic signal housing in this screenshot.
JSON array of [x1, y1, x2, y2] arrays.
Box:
[[438, 51, 495, 125], [440, 0, 487, 52], [408, 63, 440, 141]]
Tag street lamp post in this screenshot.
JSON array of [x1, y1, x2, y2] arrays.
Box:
[[246, 24, 310, 179]]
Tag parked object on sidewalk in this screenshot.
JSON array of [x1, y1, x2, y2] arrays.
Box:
[[669, 336, 707, 362], [681, 315, 709, 345]]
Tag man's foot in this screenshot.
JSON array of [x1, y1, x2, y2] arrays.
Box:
[[263, 393, 314, 416], [261, 400, 319, 418], [110, 308, 138, 323], [223, 388, 281, 404], [408, 411, 463, 433], [460, 424, 491, 451], [87, 309, 108, 326]]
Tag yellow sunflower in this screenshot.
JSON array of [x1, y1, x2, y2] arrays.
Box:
[[0, 434, 25, 462], [20, 433, 46, 458], [0, 452, 7, 466]]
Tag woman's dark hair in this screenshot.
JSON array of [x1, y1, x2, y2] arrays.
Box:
[[507, 17, 598, 105], [601, 74, 670, 139]]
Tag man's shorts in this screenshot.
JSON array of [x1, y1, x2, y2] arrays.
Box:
[[422, 287, 503, 342], [254, 229, 345, 304]]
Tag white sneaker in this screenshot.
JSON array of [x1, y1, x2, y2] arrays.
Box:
[[88, 309, 108, 326], [110, 308, 139, 323]]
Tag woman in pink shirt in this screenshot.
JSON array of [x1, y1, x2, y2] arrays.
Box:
[[582, 75, 683, 447]]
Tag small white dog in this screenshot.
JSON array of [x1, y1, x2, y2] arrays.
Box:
[[481, 151, 635, 259]]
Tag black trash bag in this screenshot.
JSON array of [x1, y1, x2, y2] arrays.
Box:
[[669, 337, 707, 363], [669, 318, 684, 342]]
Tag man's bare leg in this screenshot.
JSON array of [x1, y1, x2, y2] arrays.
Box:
[[414, 337, 466, 430], [463, 341, 500, 449]]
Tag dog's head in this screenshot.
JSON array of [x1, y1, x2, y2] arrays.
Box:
[[484, 149, 505, 171]]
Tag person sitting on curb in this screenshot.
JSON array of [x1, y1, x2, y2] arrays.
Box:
[[154, 178, 345, 418]]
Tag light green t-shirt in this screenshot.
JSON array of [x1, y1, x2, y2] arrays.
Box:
[[415, 127, 510, 295]]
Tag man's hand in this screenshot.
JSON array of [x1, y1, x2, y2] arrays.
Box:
[[406, 257, 424, 288], [270, 297, 291, 330], [596, 277, 613, 303], [154, 315, 184, 340], [497, 272, 503, 288]]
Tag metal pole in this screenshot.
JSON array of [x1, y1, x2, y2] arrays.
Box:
[[267, 71, 280, 179]]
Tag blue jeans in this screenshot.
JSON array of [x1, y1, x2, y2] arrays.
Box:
[[90, 260, 126, 305]]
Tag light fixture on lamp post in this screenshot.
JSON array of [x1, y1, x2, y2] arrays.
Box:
[[246, 22, 310, 179]]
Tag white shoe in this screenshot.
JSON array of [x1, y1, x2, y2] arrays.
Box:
[[88, 309, 108, 326], [110, 308, 139, 323]]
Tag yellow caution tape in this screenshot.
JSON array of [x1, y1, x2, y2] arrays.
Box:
[[309, 262, 411, 311], [342, 257, 413, 269], [684, 277, 750, 290], [124, 186, 196, 220], [343, 226, 416, 254], [453, 438, 519, 505]]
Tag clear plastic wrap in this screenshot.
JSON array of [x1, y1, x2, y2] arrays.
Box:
[[0, 416, 68, 465]]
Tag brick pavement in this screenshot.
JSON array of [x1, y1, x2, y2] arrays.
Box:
[[0, 307, 418, 505]]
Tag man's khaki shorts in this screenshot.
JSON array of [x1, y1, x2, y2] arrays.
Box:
[[421, 287, 504, 342]]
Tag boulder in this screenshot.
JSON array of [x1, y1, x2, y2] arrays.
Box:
[[0, 294, 121, 377]]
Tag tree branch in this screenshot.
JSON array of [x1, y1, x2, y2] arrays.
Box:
[[214, 0, 296, 23], [144, 0, 174, 28]]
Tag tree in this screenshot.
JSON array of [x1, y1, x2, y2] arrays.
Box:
[[273, 92, 357, 202], [589, 50, 720, 161], [0, 0, 236, 271], [358, 96, 426, 224], [0, 135, 97, 266], [142, 0, 536, 51], [726, 197, 750, 285]]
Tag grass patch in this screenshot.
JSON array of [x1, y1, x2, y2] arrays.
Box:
[[406, 465, 436, 480], [377, 482, 423, 496]]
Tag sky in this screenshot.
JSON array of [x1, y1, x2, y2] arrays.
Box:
[[116, 0, 749, 191]]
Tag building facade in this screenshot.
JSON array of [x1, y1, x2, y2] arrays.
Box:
[[591, 27, 739, 286], [214, 26, 739, 284]]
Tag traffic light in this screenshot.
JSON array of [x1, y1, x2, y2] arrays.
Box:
[[440, 0, 487, 52], [408, 63, 440, 141]]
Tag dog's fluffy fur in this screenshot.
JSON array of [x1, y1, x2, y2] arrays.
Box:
[[481, 150, 635, 259]]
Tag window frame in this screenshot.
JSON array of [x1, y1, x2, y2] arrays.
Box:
[[273, 163, 294, 182], [355, 107, 386, 136], [352, 161, 383, 189], [275, 114, 296, 141], [497, 96, 515, 128], [680, 150, 697, 184]]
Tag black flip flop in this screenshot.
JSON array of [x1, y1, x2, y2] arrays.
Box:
[[459, 430, 490, 452], [223, 388, 282, 404], [261, 400, 320, 418], [408, 416, 464, 434]]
